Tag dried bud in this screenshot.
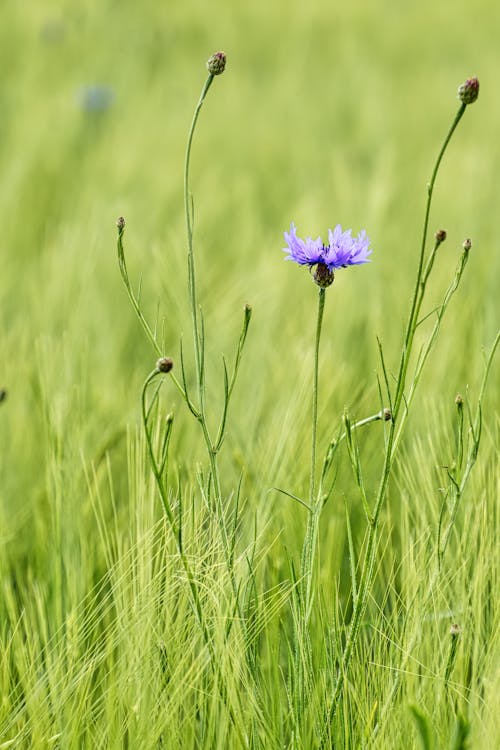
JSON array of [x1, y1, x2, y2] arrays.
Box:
[[156, 357, 173, 374], [458, 77, 479, 105], [383, 408, 392, 422], [435, 229, 447, 245], [455, 393, 463, 406], [206, 51, 226, 76], [462, 238, 472, 252], [116, 216, 126, 232], [312, 262, 334, 288], [450, 623, 461, 637]]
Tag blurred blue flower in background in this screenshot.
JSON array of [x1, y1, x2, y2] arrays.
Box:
[[78, 85, 115, 113]]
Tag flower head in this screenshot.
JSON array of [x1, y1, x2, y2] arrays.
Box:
[[156, 357, 174, 373], [283, 222, 372, 280], [78, 84, 114, 113], [207, 51, 226, 75], [458, 77, 479, 105]]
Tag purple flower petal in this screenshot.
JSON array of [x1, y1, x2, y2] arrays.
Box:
[[284, 222, 372, 272]]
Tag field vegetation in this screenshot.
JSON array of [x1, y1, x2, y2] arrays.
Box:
[[0, 1, 499, 748]]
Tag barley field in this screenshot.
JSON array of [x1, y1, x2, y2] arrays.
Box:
[[0, 1, 499, 748]]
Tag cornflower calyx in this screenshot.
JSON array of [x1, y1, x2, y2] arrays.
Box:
[[435, 229, 447, 245], [156, 357, 174, 373], [283, 223, 371, 285], [312, 262, 335, 288], [207, 51, 226, 76], [458, 77, 479, 105]]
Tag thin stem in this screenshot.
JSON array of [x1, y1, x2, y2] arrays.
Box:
[[117, 226, 188, 403], [310, 287, 326, 508], [393, 103, 466, 419], [140, 372, 246, 744], [184, 73, 214, 403], [300, 287, 326, 606], [292, 286, 326, 732], [320, 102, 469, 745]]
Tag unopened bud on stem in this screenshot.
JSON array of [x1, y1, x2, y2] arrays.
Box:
[[462, 238, 472, 252], [435, 229, 447, 245], [206, 51, 226, 76], [458, 77, 479, 105], [156, 357, 174, 374]]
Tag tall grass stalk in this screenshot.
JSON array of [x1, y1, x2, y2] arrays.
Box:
[[320, 98, 478, 744]]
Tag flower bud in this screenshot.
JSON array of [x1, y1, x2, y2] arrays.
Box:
[[458, 77, 479, 105], [450, 623, 461, 637], [156, 357, 174, 373], [455, 393, 463, 406], [206, 51, 226, 76], [435, 229, 447, 245], [462, 238, 472, 252], [383, 407, 392, 422], [116, 216, 125, 232], [312, 262, 334, 288]]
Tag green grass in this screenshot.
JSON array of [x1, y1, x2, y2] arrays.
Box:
[[1, 1, 499, 747]]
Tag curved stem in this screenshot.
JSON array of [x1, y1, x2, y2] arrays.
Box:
[[184, 73, 214, 404], [320, 102, 469, 745], [393, 103, 465, 418]]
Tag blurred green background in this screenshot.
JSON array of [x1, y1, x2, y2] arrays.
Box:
[[0, 0, 498, 589]]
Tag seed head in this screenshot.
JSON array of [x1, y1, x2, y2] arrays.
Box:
[[156, 357, 174, 374], [450, 623, 461, 637], [435, 229, 447, 245], [312, 262, 335, 288], [462, 238, 472, 252], [455, 393, 463, 406], [207, 51, 226, 76], [383, 407, 392, 422], [116, 216, 126, 232], [458, 77, 479, 105]]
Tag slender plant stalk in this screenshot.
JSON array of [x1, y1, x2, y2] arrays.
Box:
[[184, 73, 214, 401], [300, 287, 326, 616], [140, 371, 247, 746], [117, 224, 189, 404], [392, 103, 465, 418], [372, 332, 498, 739], [320, 102, 470, 745], [310, 288, 326, 507]]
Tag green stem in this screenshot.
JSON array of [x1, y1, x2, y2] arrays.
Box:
[[141, 372, 246, 745], [184, 73, 214, 403], [393, 103, 465, 419], [320, 103, 469, 745], [310, 287, 326, 508], [300, 288, 326, 608], [181, 72, 247, 630], [117, 227, 188, 404], [293, 287, 326, 731]]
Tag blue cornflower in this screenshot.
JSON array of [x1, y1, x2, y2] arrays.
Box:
[[78, 85, 115, 113], [283, 222, 372, 286]]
